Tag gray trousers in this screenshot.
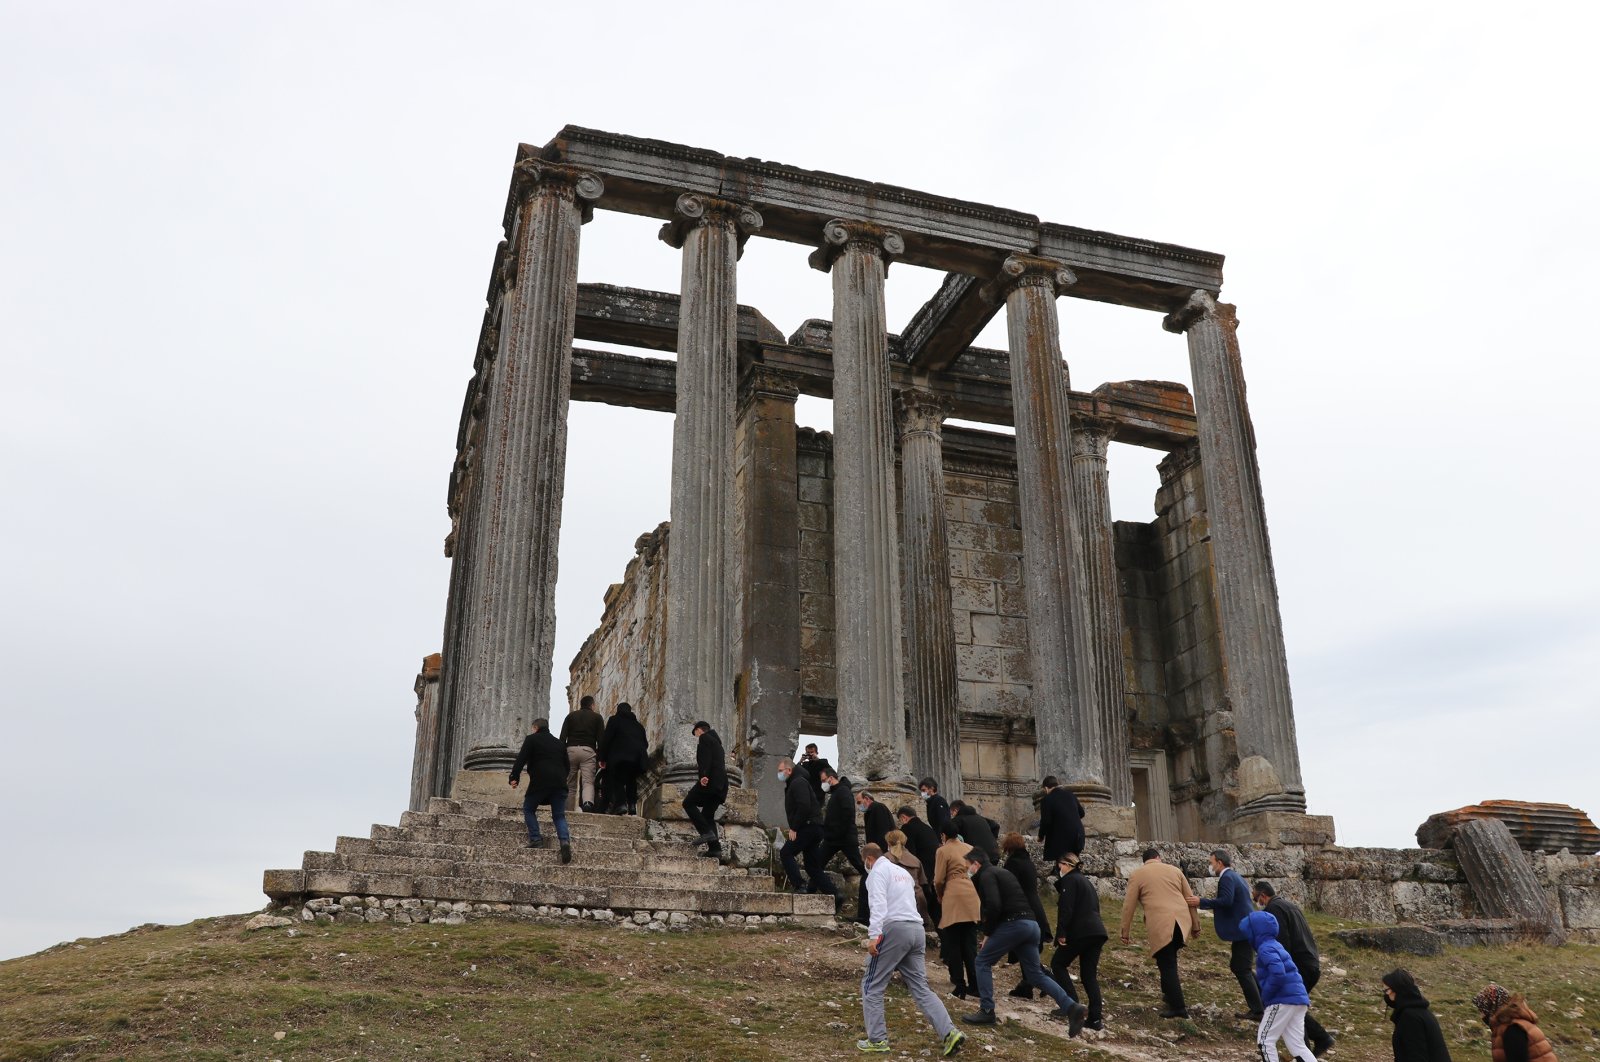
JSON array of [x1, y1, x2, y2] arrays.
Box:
[[861, 920, 955, 1043]]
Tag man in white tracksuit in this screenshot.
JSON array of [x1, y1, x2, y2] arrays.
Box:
[[857, 843, 966, 1057]]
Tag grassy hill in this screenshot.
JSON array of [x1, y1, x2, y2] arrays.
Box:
[[3, 902, 1596, 1061]]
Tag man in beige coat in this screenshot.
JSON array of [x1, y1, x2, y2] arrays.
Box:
[[1119, 847, 1201, 1019]]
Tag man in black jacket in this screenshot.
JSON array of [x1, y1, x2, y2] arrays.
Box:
[[509, 718, 572, 865], [1255, 881, 1333, 1056], [1053, 852, 1109, 1031], [1039, 776, 1086, 861], [948, 801, 1001, 865], [777, 757, 835, 898], [683, 721, 728, 858], [816, 768, 867, 915], [799, 742, 833, 807], [960, 852, 1084, 1033], [896, 805, 943, 922], [597, 701, 648, 815], [857, 790, 895, 850], [919, 777, 951, 834]]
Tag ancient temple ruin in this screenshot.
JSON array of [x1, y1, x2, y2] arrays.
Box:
[[409, 126, 1331, 845]]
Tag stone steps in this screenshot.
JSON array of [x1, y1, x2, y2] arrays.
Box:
[[264, 798, 830, 921]]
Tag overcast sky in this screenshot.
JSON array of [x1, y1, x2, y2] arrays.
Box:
[[3, 3, 1597, 961]]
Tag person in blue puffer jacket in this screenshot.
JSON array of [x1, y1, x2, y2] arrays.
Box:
[[1242, 910, 1315, 1062]]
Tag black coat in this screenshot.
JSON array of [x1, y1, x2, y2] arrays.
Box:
[[925, 793, 951, 834], [597, 709, 648, 769], [784, 767, 822, 830], [1053, 867, 1107, 943], [1389, 990, 1453, 1062], [509, 729, 568, 792], [803, 756, 833, 804], [559, 706, 604, 749], [1039, 787, 1086, 861], [1264, 896, 1319, 973], [1004, 850, 1052, 938], [899, 815, 940, 876], [952, 811, 1000, 864], [696, 728, 728, 796], [971, 863, 1034, 935], [822, 776, 857, 844], [862, 800, 895, 850]]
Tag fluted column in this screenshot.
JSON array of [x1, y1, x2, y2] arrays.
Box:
[[658, 194, 763, 783], [897, 388, 963, 801], [1070, 422, 1132, 806], [809, 220, 910, 784], [992, 254, 1109, 803], [1163, 290, 1305, 812], [451, 161, 602, 772]]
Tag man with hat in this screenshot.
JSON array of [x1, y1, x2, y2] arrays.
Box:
[[683, 720, 728, 858]]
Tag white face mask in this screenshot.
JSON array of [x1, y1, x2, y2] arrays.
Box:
[[920, 791, 932, 800], [966, 866, 978, 878], [821, 781, 833, 792]]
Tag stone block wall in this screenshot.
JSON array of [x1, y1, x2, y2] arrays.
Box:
[[795, 428, 836, 721], [566, 525, 670, 755]]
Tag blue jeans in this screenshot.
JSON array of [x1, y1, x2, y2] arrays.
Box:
[[975, 919, 1071, 1013], [523, 786, 569, 845]]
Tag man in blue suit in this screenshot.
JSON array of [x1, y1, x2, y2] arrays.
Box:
[[1189, 848, 1264, 1020]]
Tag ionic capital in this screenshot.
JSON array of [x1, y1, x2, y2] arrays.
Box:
[[807, 219, 905, 273], [895, 387, 951, 439], [509, 159, 605, 221], [983, 253, 1077, 301], [659, 193, 765, 254], [1161, 289, 1237, 334]]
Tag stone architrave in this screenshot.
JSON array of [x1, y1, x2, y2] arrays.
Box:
[[657, 194, 763, 784], [1070, 421, 1132, 806], [809, 220, 911, 785], [1163, 291, 1305, 812], [990, 254, 1109, 804], [896, 388, 963, 802], [447, 160, 602, 774], [738, 365, 804, 824]]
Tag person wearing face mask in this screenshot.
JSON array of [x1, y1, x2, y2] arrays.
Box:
[[1383, 969, 1452, 1062], [777, 757, 835, 900], [920, 777, 952, 834], [959, 851, 1085, 1034], [1473, 983, 1554, 1062], [816, 767, 867, 918]]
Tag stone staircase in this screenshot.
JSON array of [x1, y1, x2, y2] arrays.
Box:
[[263, 797, 835, 922]]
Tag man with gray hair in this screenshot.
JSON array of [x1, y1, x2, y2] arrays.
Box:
[[857, 842, 966, 1057], [1188, 848, 1264, 1020]]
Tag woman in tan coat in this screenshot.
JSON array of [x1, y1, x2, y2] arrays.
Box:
[[934, 821, 982, 998], [884, 829, 933, 927]]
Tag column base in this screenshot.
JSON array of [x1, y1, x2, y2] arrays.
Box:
[[462, 745, 516, 772], [449, 768, 522, 809], [1083, 803, 1137, 841], [1225, 811, 1336, 848], [1064, 781, 1114, 805]]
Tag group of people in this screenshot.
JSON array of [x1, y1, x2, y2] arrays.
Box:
[[1382, 975, 1557, 1062], [506, 696, 649, 862]]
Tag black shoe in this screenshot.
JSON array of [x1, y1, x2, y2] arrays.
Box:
[[694, 831, 717, 845], [627, 803, 637, 816], [1008, 984, 1034, 999], [950, 986, 969, 1001], [960, 1010, 997, 1026], [1236, 1010, 1265, 1022], [1313, 1034, 1336, 1057], [1159, 1006, 1189, 1019], [1083, 1020, 1104, 1032], [559, 843, 572, 865], [582, 801, 596, 813], [1066, 1004, 1087, 1038], [699, 847, 722, 859], [526, 839, 543, 849]]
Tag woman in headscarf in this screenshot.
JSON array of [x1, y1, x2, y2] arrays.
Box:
[[1383, 969, 1453, 1062], [1474, 983, 1556, 1062]]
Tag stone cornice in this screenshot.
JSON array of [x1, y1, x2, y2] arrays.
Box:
[[807, 219, 905, 273], [658, 193, 764, 254]]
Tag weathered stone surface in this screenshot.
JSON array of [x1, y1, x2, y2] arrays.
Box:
[[243, 914, 295, 932], [1416, 801, 1600, 855], [1313, 880, 1397, 924], [1332, 926, 1443, 957], [1454, 818, 1566, 942]]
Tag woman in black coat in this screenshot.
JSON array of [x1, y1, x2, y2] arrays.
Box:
[[597, 702, 649, 815], [1052, 852, 1108, 1030], [1384, 969, 1453, 1062], [1000, 832, 1053, 999]]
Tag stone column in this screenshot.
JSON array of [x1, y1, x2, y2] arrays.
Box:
[[449, 161, 602, 775], [896, 388, 963, 801], [738, 365, 804, 825], [1070, 421, 1132, 806], [408, 653, 443, 811], [657, 194, 763, 784], [808, 220, 911, 785], [992, 254, 1109, 804], [1163, 290, 1305, 813]]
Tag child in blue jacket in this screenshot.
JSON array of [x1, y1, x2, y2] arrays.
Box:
[[1242, 910, 1315, 1061]]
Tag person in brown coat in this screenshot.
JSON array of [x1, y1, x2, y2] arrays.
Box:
[[934, 822, 982, 999], [884, 829, 932, 927], [1474, 984, 1556, 1062], [1119, 847, 1201, 1019]]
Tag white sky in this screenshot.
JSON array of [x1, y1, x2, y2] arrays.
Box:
[[3, 2, 1597, 961]]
